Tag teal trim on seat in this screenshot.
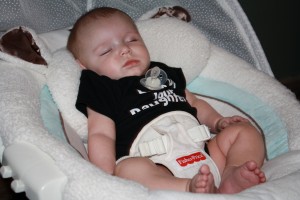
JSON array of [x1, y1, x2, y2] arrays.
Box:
[[187, 76, 289, 160], [40, 85, 67, 143]]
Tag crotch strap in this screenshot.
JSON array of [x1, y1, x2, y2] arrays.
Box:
[[129, 111, 221, 187]]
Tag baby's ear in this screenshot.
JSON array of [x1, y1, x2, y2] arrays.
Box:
[[76, 59, 86, 69]]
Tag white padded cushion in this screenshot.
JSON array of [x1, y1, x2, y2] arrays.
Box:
[[39, 28, 70, 53], [47, 49, 88, 141], [137, 18, 210, 83]]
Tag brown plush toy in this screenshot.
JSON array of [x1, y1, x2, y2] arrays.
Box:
[[0, 27, 47, 65], [151, 6, 191, 22]]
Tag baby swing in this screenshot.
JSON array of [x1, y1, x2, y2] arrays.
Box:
[[1, 1, 300, 200]]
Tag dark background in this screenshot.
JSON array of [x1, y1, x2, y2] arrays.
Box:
[[238, 0, 300, 99]]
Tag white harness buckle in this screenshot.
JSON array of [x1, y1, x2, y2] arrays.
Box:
[[138, 135, 168, 157], [188, 125, 211, 142]]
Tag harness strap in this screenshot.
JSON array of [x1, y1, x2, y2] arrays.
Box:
[[138, 135, 168, 157], [138, 124, 210, 157], [187, 125, 211, 142]]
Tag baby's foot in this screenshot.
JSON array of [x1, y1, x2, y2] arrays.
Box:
[[188, 164, 216, 193], [219, 161, 266, 194]]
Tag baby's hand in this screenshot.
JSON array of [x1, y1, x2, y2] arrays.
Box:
[[216, 116, 249, 132]]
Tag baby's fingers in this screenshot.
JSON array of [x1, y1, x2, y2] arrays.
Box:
[[232, 115, 249, 123]]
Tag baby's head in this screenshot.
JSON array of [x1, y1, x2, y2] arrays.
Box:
[[67, 7, 150, 80]]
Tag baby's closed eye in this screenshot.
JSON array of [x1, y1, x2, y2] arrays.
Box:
[[99, 49, 112, 56], [126, 37, 138, 43]]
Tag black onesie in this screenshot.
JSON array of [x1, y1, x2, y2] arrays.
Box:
[[76, 62, 197, 159]]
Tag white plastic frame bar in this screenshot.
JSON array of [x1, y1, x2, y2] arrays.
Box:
[[0, 142, 67, 200]]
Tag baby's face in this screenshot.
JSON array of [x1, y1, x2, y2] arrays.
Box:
[[77, 14, 150, 80]]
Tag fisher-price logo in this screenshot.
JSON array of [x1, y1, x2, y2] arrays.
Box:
[[176, 152, 206, 167]]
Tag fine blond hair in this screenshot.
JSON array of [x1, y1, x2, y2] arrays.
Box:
[[67, 7, 136, 59]]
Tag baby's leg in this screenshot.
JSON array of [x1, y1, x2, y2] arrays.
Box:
[[208, 122, 266, 194], [115, 157, 216, 193], [115, 157, 189, 191]]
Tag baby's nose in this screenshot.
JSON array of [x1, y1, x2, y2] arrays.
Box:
[[120, 44, 131, 55]]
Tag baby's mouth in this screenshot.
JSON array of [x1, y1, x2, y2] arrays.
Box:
[[123, 59, 139, 68]]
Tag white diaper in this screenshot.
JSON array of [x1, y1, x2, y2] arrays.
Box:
[[127, 111, 221, 187]]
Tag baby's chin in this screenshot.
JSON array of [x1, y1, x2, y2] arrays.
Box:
[[123, 67, 148, 77]]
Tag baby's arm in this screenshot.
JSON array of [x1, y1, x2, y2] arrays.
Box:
[[86, 107, 116, 174], [185, 89, 223, 133], [185, 90, 248, 133]]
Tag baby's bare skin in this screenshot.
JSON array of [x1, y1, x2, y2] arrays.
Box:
[[188, 161, 266, 194], [188, 164, 216, 193], [218, 160, 266, 194]]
